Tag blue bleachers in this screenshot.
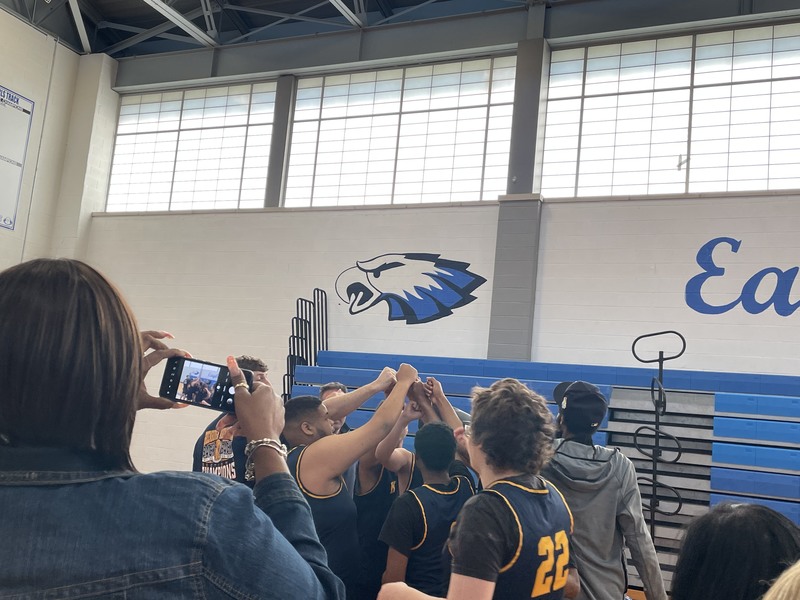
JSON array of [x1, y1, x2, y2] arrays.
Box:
[[710, 493, 799, 524], [316, 351, 800, 396], [291, 354, 616, 452]]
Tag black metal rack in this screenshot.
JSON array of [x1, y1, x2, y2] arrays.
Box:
[[631, 330, 687, 540], [282, 288, 327, 402]]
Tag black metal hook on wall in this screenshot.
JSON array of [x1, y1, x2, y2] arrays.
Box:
[[631, 330, 687, 539]]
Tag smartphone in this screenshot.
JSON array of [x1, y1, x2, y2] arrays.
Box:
[[160, 356, 254, 413]]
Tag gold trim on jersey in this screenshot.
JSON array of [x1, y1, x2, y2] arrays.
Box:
[[409, 489, 428, 551], [355, 465, 385, 497], [483, 488, 524, 573], [292, 445, 344, 499], [488, 478, 549, 494], [421, 476, 467, 495], [543, 477, 574, 534]]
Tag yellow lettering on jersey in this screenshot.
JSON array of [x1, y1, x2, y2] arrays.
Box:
[[531, 529, 569, 598]]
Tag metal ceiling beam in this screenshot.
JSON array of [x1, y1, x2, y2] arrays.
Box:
[[225, 2, 349, 44], [215, 0, 250, 35], [375, 0, 393, 19], [97, 21, 201, 44], [375, 0, 438, 25], [140, 0, 218, 47], [67, 0, 92, 52], [104, 6, 213, 54], [222, 3, 352, 28], [329, 0, 365, 27]]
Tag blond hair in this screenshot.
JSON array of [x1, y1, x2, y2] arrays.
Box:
[[763, 559, 800, 600]]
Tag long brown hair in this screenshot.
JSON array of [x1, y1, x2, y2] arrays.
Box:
[[0, 259, 141, 470]]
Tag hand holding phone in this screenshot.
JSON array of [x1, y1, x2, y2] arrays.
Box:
[[160, 356, 254, 413], [227, 356, 285, 442]]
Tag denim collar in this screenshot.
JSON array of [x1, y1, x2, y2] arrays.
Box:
[[0, 445, 132, 485]]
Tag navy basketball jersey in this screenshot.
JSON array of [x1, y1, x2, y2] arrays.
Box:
[[484, 477, 573, 600], [406, 476, 475, 596], [287, 445, 360, 593], [353, 465, 398, 600]]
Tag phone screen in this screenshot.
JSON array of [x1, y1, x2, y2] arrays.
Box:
[[160, 357, 253, 412]]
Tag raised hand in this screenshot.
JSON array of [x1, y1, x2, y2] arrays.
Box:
[[227, 355, 284, 442], [396, 363, 418, 385], [137, 330, 190, 410]]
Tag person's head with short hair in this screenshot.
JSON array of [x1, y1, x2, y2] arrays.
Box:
[[0, 259, 141, 470], [672, 502, 800, 600], [553, 380, 607, 439], [414, 422, 456, 474], [282, 395, 333, 448], [319, 382, 347, 433], [236, 355, 269, 384], [764, 559, 800, 600], [468, 378, 555, 476], [319, 382, 347, 401]]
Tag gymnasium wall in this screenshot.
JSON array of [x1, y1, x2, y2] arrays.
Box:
[[0, 9, 79, 268], [86, 204, 497, 472], [535, 192, 800, 376]]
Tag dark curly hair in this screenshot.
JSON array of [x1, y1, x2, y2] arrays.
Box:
[[470, 378, 555, 475]]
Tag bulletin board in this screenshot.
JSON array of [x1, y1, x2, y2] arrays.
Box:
[[0, 84, 34, 231]]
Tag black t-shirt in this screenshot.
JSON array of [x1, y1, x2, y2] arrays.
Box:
[[380, 476, 475, 596], [448, 474, 573, 599], [192, 414, 251, 488]]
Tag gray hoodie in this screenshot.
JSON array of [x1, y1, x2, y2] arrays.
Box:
[[541, 439, 667, 600]]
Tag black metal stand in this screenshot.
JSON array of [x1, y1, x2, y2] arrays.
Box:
[[282, 288, 328, 402], [631, 330, 687, 540]]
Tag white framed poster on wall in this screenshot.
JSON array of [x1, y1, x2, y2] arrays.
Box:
[[0, 84, 34, 231]]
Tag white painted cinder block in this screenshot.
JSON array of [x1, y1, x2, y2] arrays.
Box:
[[534, 194, 800, 376], [85, 204, 498, 472]]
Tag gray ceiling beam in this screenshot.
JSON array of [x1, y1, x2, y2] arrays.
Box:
[[224, 2, 347, 44], [375, 0, 393, 18], [329, 0, 365, 27], [97, 21, 201, 44], [222, 3, 351, 29], [115, 8, 524, 91], [67, 0, 92, 52], [140, 0, 218, 47], [374, 0, 438, 25], [104, 6, 212, 54], [215, 0, 250, 35]]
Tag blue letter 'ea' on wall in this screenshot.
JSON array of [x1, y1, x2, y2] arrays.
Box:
[[686, 237, 800, 316]]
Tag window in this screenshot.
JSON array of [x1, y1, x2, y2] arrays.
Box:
[[284, 56, 516, 207], [106, 82, 276, 212], [541, 22, 800, 197]]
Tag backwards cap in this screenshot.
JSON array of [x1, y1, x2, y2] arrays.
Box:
[[553, 380, 608, 432]]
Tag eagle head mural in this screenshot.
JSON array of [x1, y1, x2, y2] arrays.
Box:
[[335, 253, 487, 325]]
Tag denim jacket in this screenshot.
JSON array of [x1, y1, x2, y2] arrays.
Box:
[[0, 446, 345, 599]]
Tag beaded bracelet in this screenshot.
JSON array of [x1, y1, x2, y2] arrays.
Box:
[[244, 438, 288, 481]]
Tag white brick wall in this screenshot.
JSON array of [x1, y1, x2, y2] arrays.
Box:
[[534, 193, 800, 376], [0, 10, 79, 268], [85, 203, 497, 472]]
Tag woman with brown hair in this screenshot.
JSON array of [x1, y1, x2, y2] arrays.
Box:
[[0, 258, 343, 599]]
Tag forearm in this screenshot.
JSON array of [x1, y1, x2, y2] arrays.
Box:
[[324, 380, 382, 420], [376, 417, 412, 465], [255, 474, 345, 598], [431, 392, 463, 432]]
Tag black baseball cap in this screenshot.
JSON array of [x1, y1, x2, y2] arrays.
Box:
[[553, 380, 608, 432]]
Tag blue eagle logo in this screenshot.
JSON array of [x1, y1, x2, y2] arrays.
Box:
[[335, 253, 486, 325]]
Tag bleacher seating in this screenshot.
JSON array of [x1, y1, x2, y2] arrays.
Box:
[[710, 392, 800, 525]]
